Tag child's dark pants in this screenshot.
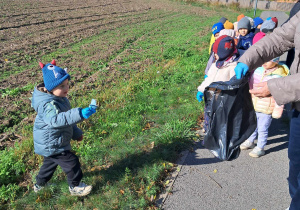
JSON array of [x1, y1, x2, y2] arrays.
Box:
[[36, 151, 83, 187]]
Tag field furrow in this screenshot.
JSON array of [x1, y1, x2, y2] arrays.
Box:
[[0, 10, 184, 134]]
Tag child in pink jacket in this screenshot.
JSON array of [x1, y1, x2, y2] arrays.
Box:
[[240, 54, 289, 157]]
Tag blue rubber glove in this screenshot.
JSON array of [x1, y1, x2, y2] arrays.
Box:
[[204, 75, 208, 79], [196, 91, 204, 102], [81, 107, 96, 119], [234, 62, 249, 80]]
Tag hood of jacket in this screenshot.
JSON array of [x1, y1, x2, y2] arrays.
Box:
[[259, 63, 289, 79], [268, 64, 290, 77], [32, 83, 61, 112]]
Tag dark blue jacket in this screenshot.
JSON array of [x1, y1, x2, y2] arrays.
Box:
[[237, 32, 255, 51], [32, 84, 84, 157]]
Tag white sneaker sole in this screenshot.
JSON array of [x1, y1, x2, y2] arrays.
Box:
[[240, 144, 255, 150], [249, 152, 265, 158], [70, 186, 92, 196]]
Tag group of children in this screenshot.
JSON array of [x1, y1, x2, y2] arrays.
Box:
[[30, 14, 287, 197], [197, 14, 289, 158]]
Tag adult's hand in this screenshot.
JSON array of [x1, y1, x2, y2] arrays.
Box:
[[234, 62, 249, 80], [249, 82, 271, 97]]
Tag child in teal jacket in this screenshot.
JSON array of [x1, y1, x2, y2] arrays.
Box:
[[32, 60, 96, 196]]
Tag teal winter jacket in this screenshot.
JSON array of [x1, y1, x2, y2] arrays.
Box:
[[32, 84, 84, 157]]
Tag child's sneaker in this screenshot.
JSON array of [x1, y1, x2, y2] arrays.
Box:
[[249, 146, 265, 158], [34, 183, 44, 192], [69, 182, 92, 196], [34, 183, 55, 192], [240, 140, 255, 150]]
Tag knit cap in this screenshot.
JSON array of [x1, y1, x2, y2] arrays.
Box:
[[260, 19, 276, 33], [212, 22, 224, 35], [219, 29, 235, 38], [233, 22, 238, 31], [213, 35, 235, 68], [39, 60, 70, 92], [253, 17, 263, 28], [246, 16, 254, 29], [224, 20, 234, 29], [237, 14, 245, 22], [238, 17, 251, 31], [271, 17, 278, 27], [253, 31, 266, 44], [219, 17, 228, 24]]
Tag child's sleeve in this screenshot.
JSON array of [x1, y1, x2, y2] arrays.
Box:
[[230, 65, 237, 80], [236, 38, 242, 49], [197, 71, 214, 93], [42, 102, 84, 128], [72, 125, 83, 140], [209, 34, 215, 55], [198, 64, 218, 92], [205, 53, 215, 75]]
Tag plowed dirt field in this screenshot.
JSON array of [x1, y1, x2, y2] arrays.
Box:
[[0, 0, 212, 146]]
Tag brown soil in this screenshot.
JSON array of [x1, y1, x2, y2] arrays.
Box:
[[0, 0, 213, 146]]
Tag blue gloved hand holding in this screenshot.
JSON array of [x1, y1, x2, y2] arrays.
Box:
[[204, 75, 208, 79], [196, 91, 204, 102], [81, 107, 96, 119], [234, 62, 249, 80]]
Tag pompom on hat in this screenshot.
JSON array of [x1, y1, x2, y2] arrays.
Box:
[[213, 35, 235, 68], [212, 22, 224, 35], [39, 60, 70, 92], [271, 17, 278, 27]]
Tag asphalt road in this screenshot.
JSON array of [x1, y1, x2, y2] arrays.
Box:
[[159, 11, 291, 210]]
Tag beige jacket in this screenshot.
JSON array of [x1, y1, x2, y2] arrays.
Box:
[[198, 62, 237, 93], [238, 11, 300, 110]]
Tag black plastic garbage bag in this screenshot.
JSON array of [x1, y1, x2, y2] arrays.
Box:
[[203, 74, 257, 161]]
